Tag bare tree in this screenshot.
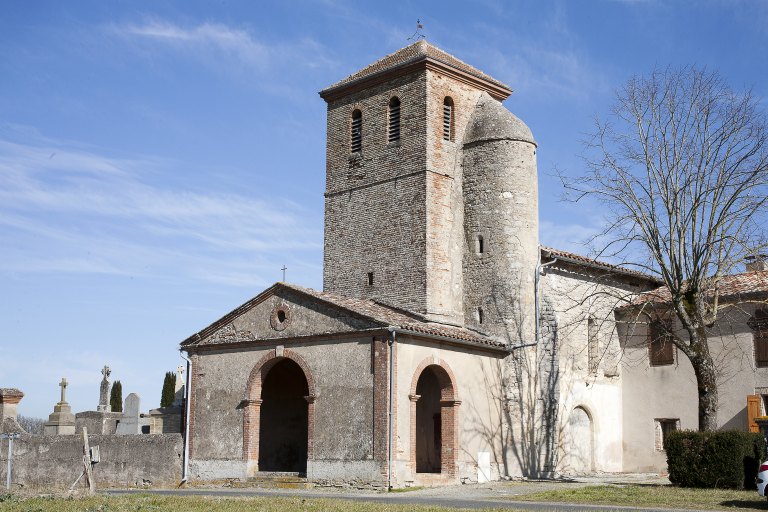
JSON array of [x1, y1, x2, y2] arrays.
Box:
[[567, 66, 768, 431]]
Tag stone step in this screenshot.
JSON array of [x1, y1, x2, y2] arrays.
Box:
[[240, 471, 314, 489]]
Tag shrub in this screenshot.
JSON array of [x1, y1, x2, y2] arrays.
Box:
[[110, 380, 123, 413], [666, 430, 765, 489], [161, 371, 176, 408]]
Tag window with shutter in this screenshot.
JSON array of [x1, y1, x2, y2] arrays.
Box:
[[749, 309, 768, 367], [443, 97, 454, 141], [388, 97, 400, 143], [351, 109, 362, 153], [649, 318, 674, 366]]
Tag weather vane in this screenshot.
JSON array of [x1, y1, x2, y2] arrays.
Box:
[[408, 19, 425, 41]]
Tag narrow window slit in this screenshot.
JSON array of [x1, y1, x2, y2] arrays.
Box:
[[367, 272, 374, 286], [351, 109, 362, 153], [388, 97, 400, 143], [443, 97, 454, 141]]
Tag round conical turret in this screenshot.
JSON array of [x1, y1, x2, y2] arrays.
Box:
[[461, 93, 539, 343], [464, 94, 536, 146]]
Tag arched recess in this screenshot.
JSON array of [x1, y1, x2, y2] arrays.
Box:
[[243, 348, 316, 475], [408, 358, 461, 477], [563, 405, 594, 474]]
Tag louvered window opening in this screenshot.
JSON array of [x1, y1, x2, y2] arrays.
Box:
[[649, 319, 674, 366], [443, 98, 454, 141], [388, 98, 400, 143], [749, 309, 768, 367], [351, 110, 362, 153]]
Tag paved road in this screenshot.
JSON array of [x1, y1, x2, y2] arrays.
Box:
[[106, 486, 708, 512]]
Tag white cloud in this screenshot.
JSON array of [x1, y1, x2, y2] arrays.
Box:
[[108, 20, 337, 75], [0, 132, 322, 287]]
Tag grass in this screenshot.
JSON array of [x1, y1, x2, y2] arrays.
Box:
[[510, 484, 768, 510], [0, 493, 509, 512]]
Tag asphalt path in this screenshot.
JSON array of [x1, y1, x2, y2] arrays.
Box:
[[106, 487, 712, 512]]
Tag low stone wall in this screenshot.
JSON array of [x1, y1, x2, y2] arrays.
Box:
[[0, 433, 182, 490]]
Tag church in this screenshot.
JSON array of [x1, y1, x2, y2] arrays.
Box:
[[180, 40, 768, 486]]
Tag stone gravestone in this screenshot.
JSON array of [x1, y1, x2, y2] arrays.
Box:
[[44, 378, 76, 435], [97, 365, 111, 412], [116, 393, 140, 435], [173, 364, 185, 407]]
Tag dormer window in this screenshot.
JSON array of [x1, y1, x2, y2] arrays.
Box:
[[388, 97, 400, 143], [443, 97, 454, 141], [351, 109, 362, 153]]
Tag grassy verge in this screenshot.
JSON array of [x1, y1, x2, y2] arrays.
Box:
[[510, 484, 768, 510], [0, 493, 508, 512]]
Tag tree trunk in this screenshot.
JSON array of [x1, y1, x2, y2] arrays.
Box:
[[689, 330, 719, 431]]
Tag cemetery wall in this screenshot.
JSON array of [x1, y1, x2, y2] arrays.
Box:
[[0, 433, 182, 490]]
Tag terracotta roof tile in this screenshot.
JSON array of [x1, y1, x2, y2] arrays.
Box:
[[320, 40, 511, 95], [623, 270, 768, 308], [182, 282, 506, 350], [285, 284, 506, 348], [541, 247, 662, 283]]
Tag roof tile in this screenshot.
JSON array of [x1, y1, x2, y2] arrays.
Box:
[[320, 40, 511, 95]]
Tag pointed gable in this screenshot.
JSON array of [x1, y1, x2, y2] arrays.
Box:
[[181, 283, 505, 350], [319, 40, 512, 102]]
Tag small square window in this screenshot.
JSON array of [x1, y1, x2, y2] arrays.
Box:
[[654, 418, 679, 451]]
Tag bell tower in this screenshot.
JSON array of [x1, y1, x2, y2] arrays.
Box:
[[319, 41, 514, 324]]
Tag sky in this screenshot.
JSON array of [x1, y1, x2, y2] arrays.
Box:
[[2, 0, 767, 419]]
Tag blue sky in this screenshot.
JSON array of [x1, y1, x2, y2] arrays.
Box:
[[2, 0, 767, 418]]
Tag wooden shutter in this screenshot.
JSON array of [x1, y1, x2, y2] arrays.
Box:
[[751, 310, 768, 367], [748, 394, 761, 433], [649, 320, 674, 366]]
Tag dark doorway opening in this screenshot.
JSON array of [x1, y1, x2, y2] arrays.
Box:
[[259, 358, 309, 473], [416, 367, 442, 473]]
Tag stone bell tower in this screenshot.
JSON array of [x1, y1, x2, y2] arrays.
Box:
[[319, 40, 519, 325]]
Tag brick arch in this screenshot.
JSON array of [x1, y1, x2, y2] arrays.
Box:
[[242, 348, 316, 476], [409, 357, 460, 401], [408, 358, 461, 479]]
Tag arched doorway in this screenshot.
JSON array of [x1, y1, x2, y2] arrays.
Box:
[[409, 360, 460, 477], [416, 367, 442, 472], [564, 406, 594, 474], [258, 358, 309, 473]]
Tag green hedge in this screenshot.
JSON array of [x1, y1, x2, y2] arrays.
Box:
[[666, 430, 766, 489]]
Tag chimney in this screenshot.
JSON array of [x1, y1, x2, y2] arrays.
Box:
[[746, 254, 768, 272]]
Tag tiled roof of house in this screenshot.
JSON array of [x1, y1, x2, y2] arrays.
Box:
[[320, 39, 511, 96], [181, 282, 507, 350], [625, 269, 768, 307], [541, 247, 662, 283]]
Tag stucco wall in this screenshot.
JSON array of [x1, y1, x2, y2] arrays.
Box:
[[189, 337, 376, 481], [620, 303, 768, 472], [393, 337, 507, 484], [0, 433, 181, 490], [541, 265, 645, 474]]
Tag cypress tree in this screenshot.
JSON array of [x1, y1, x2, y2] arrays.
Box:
[[110, 380, 123, 412], [161, 371, 176, 408]]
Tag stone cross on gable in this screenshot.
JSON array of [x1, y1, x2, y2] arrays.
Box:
[[176, 365, 184, 376], [59, 377, 68, 404]]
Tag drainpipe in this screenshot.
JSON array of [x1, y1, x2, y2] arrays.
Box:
[[535, 248, 558, 344], [179, 350, 192, 485], [386, 327, 397, 490]]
